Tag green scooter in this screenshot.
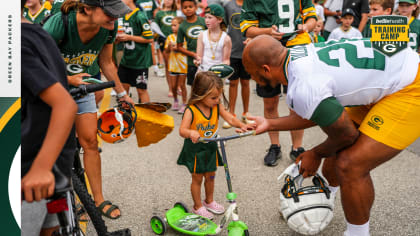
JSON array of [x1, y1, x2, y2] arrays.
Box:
[[150, 131, 255, 235]]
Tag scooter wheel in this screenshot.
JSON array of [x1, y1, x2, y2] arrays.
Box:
[[174, 202, 189, 213], [150, 216, 167, 235], [244, 229, 250, 236]]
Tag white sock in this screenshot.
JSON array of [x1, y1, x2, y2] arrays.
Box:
[[343, 221, 370, 236], [328, 186, 339, 195]]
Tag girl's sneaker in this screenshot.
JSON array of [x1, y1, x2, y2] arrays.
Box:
[[202, 200, 225, 214], [178, 104, 186, 114], [192, 206, 214, 220], [172, 101, 179, 111]]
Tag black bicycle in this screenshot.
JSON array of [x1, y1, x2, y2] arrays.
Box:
[[47, 82, 131, 236]]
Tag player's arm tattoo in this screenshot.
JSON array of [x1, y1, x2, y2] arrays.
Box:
[[312, 110, 359, 158]]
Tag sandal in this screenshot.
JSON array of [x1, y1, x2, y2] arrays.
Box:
[[97, 200, 121, 220]]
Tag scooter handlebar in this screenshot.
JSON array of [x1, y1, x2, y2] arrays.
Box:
[[199, 130, 255, 143]]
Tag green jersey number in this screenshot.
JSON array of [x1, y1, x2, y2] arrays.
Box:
[[123, 23, 135, 50], [278, 0, 295, 33], [408, 32, 418, 51], [315, 40, 386, 71]]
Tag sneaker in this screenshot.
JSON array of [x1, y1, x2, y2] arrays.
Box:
[[192, 206, 214, 219], [202, 200, 225, 214], [153, 65, 159, 75], [172, 101, 179, 111], [289, 146, 305, 161], [241, 113, 255, 125], [157, 68, 165, 77], [178, 104, 186, 114], [222, 121, 232, 129], [264, 144, 282, 166]]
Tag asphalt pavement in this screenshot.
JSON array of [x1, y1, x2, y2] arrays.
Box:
[[88, 71, 420, 236]]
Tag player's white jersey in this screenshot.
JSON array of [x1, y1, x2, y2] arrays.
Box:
[[285, 38, 419, 120]]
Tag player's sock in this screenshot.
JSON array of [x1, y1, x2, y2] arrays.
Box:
[[343, 221, 369, 236]]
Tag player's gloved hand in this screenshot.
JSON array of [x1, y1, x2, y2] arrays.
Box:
[[295, 149, 322, 178]]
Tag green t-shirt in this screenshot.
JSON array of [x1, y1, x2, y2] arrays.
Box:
[[120, 9, 154, 69], [136, 0, 158, 20], [362, 19, 371, 38], [155, 10, 176, 37], [23, 6, 50, 24], [409, 17, 420, 52], [43, 10, 117, 76], [51, 0, 65, 15], [240, 0, 317, 38], [177, 17, 206, 66]]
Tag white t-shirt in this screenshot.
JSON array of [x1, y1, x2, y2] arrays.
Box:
[[327, 26, 362, 41], [285, 39, 419, 122], [324, 0, 343, 32], [315, 4, 325, 22], [200, 30, 228, 71]]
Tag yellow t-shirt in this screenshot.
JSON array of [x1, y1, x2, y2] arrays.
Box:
[[188, 104, 219, 138], [165, 34, 187, 74]]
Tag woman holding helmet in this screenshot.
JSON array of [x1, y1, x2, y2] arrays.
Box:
[[43, 0, 134, 219]]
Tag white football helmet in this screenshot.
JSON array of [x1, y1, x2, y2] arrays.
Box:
[[278, 163, 334, 235]]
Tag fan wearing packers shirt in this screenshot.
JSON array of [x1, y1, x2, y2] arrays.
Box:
[[397, 0, 420, 52], [244, 35, 420, 236], [117, 0, 154, 103], [43, 0, 134, 220], [23, 0, 51, 24], [240, 0, 317, 167]]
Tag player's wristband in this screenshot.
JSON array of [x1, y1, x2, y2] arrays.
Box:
[[117, 91, 127, 98]]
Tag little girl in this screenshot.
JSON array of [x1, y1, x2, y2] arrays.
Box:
[[397, 0, 420, 52], [165, 17, 188, 113], [178, 72, 254, 219], [195, 4, 232, 71]]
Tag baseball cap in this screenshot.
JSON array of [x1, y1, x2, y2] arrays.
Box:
[[397, 0, 417, 4], [342, 8, 356, 17], [81, 0, 132, 18], [204, 4, 225, 18]]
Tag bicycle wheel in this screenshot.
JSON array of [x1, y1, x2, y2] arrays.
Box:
[[72, 172, 109, 236]]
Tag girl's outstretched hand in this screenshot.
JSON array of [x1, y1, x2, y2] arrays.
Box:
[[246, 115, 269, 134], [235, 123, 256, 133], [190, 130, 201, 143]]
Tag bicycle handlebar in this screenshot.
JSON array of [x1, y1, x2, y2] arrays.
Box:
[[70, 81, 115, 99], [199, 130, 256, 143]]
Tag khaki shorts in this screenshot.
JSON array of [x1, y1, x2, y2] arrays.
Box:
[[346, 65, 420, 150]]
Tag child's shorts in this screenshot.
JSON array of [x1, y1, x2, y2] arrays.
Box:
[[118, 64, 149, 89], [229, 58, 251, 81], [169, 72, 186, 76], [76, 93, 97, 115]]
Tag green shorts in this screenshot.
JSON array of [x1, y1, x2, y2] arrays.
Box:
[[177, 139, 223, 174]]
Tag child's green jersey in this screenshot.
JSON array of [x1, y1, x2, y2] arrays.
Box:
[[177, 17, 206, 66], [23, 6, 50, 24], [51, 0, 65, 15], [43, 10, 117, 76], [155, 10, 177, 37], [120, 9, 154, 69], [408, 17, 420, 51], [136, 0, 158, 20]]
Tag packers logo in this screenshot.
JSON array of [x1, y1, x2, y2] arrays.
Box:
[[371, 115, 384, 125], [230, 13, 241, 30], [143, 23, 151, 31], [187, 26, 204, 39], [204, 131, 213, 137], [162, 15, 174, 26], [67, 64, 84, 74], [382, 43, 397, 53]]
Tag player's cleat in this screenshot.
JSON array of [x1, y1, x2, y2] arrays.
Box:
[[264, 144, 282, 166]]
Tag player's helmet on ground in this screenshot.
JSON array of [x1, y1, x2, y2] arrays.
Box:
[[97, 102, 137, 143], [208, 64, 234, 80], [278, 163, 334, 235]]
